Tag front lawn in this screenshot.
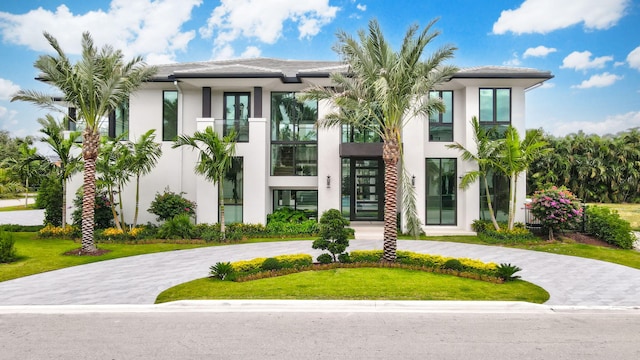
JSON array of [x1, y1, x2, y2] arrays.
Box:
[[156, 267, 549, 304], [590, 203, 640, 230]]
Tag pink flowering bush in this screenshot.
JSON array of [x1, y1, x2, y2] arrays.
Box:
[[527, 186, 583, 240]]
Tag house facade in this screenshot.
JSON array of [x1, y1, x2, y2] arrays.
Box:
[[66, 58, 552, 234]]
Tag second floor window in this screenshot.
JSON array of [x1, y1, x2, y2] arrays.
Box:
[[428, 90, 453, 142], [479, 88, 510, 137], [224, 93, 250, 142], [163, 90, 178, 141]]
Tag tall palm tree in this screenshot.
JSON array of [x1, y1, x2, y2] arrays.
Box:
[[11, 32, 156, 253], [307, 19, 457, 261], [5, 142, 46, 207], [129, 130, 162, 228], [447, 117, 501, 230], [96, 135, 130, 231], [173, 127, 236, 238], [37, 114, 82, 227]]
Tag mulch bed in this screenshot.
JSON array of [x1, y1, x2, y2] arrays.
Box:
[[558, 232, 617, 248], [63, 248, 112, 256]]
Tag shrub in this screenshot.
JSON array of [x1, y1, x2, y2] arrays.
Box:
[[496, 263, 522, 282], [312, 209, 350, 262], [72, 189, 113, 229], [210, 262, 234, 280], [317, 253, 333, 264], [148, 188, 196, 222], [0, 231, 17, 263], [261, 257, 282, 271], [230, 254, 313, 275], [38, 224, 78, 239], [0, 224, 44, 232], [267, 207, 310, 223], [36, 175, 63, 226], [585, 206, 634, 249], [156, 214, 196, 239], [338, 253, 351, 263], [527, 186, 583, 240], [266, 220, 319, 236], [443, 259, 464, 271]]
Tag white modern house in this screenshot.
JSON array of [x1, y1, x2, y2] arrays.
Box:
[[65, 58, 552, 234]]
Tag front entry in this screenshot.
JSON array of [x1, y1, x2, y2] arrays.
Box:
[[341, 158, 384, 221]]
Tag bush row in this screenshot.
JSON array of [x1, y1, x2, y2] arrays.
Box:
[[471, 220, 536, 244], [585, 206, 635, 249]]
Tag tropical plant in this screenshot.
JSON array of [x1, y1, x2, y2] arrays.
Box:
[[0, 231, 17, 264], [173, 127, 237, 239], [447, 117, 501, 230], [96, 135, 131, 230], [210, 261, 235, 280], [306, 19, 457, 261], [148, 189, 196, 221], [128, 129, 162, 228], [585, 206, 635, 249], [495, 263, 522, 282], [12, 32, 157, 253], [527, 186, 583, 240], [312, 209, 351, 262], [37, 114, 82, 227], [3, 142, 47, 206], [36, 174, 63, 226]]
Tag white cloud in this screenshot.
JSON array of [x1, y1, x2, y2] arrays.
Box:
[[200, 0, 338, 58], [560, 51, 613, 71], [550, 111, 640, 137], [0, 78, 20, 101], [0, 0, 202, 63], [502, 52, 521, 66], [0, 105, 18, 128], [628, 46, 640, 71], [523, 45, 557, 58], [241, 46, 262, 58], [493, 0, 630, 35], [357, 4, 367, 11], [571, 72, 622, 89]]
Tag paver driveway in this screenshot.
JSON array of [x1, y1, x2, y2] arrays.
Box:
[[1, 240, 639, 306]]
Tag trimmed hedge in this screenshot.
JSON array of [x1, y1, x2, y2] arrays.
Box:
[[585, 206, 635, 249], [231, 254, 313, 275]]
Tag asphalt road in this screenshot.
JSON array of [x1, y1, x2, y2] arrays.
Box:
[[1, 304, 638, 360]]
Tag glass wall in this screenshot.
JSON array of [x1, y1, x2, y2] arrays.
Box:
[[222, 157, 243, 224], [428, 90, 453, 142], [224, 93, 250, 142], [479, 88, 511, 137], [426, 158, 456, 225], [273, 190, 318, 219], [114, 100, 129, 139], [271, 92, 318, 176], [163, 90, 178, 141]]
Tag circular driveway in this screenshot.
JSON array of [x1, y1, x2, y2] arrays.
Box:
[[0, 239, 639, 306]]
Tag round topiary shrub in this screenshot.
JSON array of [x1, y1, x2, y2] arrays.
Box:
[[261, 257, 282, 271], [317, 253, 333, 264], [443, 258, 464, 271]]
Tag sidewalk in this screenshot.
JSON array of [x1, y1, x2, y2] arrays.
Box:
[[1, 239, 639, 307]]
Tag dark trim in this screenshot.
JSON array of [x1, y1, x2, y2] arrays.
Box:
[[452, 73, 554, 80], [202, 87, 211, 118], [479, 88, 511, 124], [253, 87, 262, 117], [339, 143, 383, 157]]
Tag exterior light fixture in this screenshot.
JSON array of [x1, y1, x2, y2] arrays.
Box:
[[326, 175, 331, 188], [411, 175, 416, 186]]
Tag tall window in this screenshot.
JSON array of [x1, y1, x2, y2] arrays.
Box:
[[224, 93, 250, 142], [480, 171, 509, 223], [271, 92, 318, 176], [114, 100, 129, 139], [163, 90, 178, 141], [273, 190, 318, 219], [428, 90, 453, 142], [342, 124, 381, 143], [426, 158, 456, 225], [479, 88, 510, 137], [222, 157, 243, 224]]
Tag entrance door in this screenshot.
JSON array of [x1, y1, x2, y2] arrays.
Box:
[[342, 158, 383, 221]]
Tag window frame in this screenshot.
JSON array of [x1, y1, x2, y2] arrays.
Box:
[[479, 88, 511, 124], [223, 92, 250, 142], [425, 158, 457, 225], [162, 90, 178, 142], [428, 90, 454, 142]]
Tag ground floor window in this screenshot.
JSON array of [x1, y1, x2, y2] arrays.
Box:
[[480, 171, 509, 222], [222, 157, 243, 224], [273, 190, 318, 219], [426, 158, 457, 225]]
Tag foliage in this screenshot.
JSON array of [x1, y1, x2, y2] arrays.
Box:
[[496, 263, 522, 282], [0, 231, 17, 263], [472, 220, 536, 244], [261, 257, 282, 271], [36, 174, 63, 226], [38, 224, 78, 239], [338, 253, 351, 264], [129, 129, 162, 228], [72, 189, 113, 229], [230, 254, 313, 276], [527, 186, 584, 240], [317, 253, 333, 264], [148, 189, 196, 222], [210, 262, 235, 280], [312, 209, 350, 262], [443, 259, 464, 271], [0, 224, 44, 232], [267, 207, 311, 223], [265, 220, 319, 236], [528, 129, 640, 203], [156, 214, 196, 240], [585, 206, 635, 249]]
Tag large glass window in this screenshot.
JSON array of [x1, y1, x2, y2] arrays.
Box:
[[163, 90, 178, 141], [480, 171, 509, 223], [426, 158, 456, 225], [479, 88, 511, 137], [273, 190, 318, 219], [428, 90, 453, 142], [114, 100, 129, 139], [222, 157, 243, 224], [342, 124, 381, 143], [271, 92, 318, 176], [224, 93, 250, 142]]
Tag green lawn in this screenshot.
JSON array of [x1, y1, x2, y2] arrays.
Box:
[[156, 267, 549, 304], [590, 203, 640, 230], [0, 204, 38, 211]]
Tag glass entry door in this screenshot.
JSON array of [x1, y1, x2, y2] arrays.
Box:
[[342, 158, 383, 221]]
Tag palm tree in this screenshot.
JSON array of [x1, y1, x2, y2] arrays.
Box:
[[96, 135, 130, 231], [447, 117, 501, 230], [37, 114, 82, 227], [5, 142, 46, 207], [173, 127, 236, 238], [11, 32, 156, 253], [306, 19, 457, 262], [129, 130, 162, 228]]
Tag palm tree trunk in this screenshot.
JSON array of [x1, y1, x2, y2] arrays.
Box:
[[24, 178, 29, 207], [133, 176, 140, 228], [81, 130, 99, 253], [482, 176, 500, 231], [118, 184, 125, 231], [382, 139, 399, 262], [61, 178, 67, 228], [108, 187, 122, 231], [219, 175, 225, 241], [507, 174, 517, 230]]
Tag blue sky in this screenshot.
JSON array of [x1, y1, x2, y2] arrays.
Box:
[[1, 0, 639, 139]]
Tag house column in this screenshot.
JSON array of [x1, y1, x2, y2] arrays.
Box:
[[238, 117, 268, 224]]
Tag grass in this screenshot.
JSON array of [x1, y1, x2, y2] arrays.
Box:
[[589, 203, 640, 230], [0, 204, 38, 211], [514, 241, 640, 269], [155, 267, 549, 304]]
